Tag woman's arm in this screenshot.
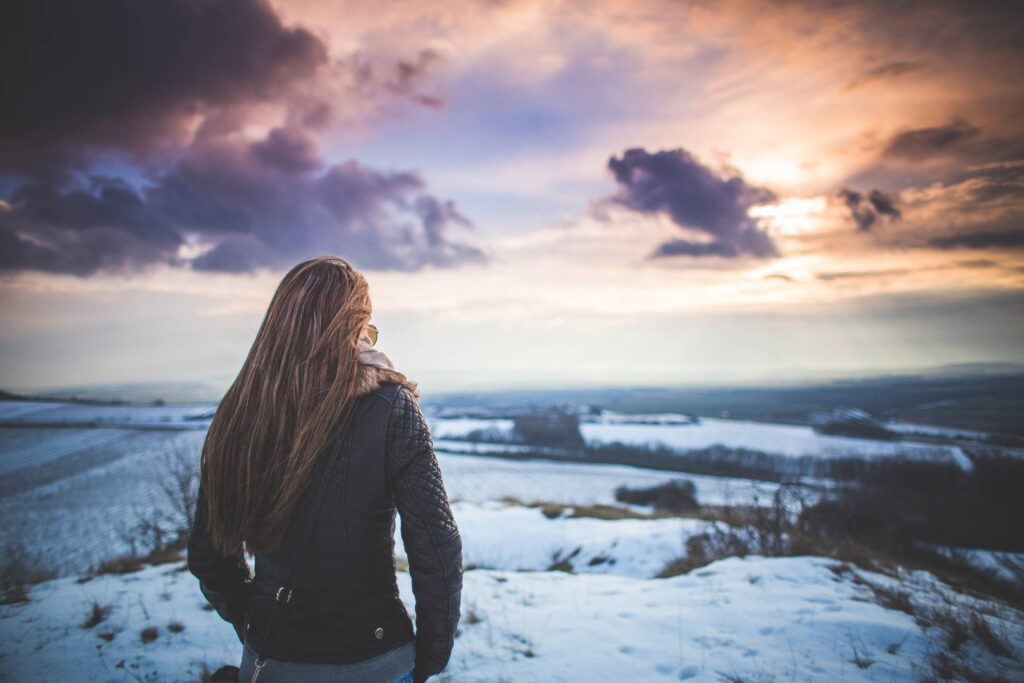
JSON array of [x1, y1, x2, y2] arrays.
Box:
[[386, 387, 463, 683], [186, 475, 252, 644]]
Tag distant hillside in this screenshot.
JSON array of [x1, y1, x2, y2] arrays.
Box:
[[426, 370, 1024, 437]]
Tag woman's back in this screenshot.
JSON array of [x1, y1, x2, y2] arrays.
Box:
[[190, 378, 463, 682], [186, 256, 462, 683]]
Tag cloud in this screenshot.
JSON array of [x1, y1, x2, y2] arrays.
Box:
[[928, 230, 1024, 250], [251, 127, 323, 173], [816, 268, 911, 282], [0, 0, 479, 277], [843, 60, 923, 91], [598, 147, 777, 259], [957, 259, 999, 269], [0, 0, 327, 175], [0, 129, 488, 276], [839, 188, 901, 232], [883, 119, 981, 161]]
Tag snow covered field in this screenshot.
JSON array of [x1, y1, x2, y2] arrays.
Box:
[[0, 400, 215, 429], [0, 425, 786, 578], [579, 418, 964, 462], [3, 400, 995, 465], [0, 427, 207, 575], [3, 554, 1022, 682], [2, 400, 1022, 681], [406, 501, 708, 578], [428, 411, 995, 469], [437, 451, 789, 508]]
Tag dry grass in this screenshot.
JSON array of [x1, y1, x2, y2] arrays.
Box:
[[0, 585, 29, 605], [657, 535, 714, 578], [849, 644, 874, 670], [867, 583, 915, 616], [0, 544, 58, 604], [82, 600, 112, 629], [497, 496, 677, 521], [95, 554, 145, 576], [547, 546, 581, 573], [971, 615, 1011, 657]]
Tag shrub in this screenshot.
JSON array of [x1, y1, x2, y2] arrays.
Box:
[[82, 600, 111, 629], [0, 544, 57, 604], [512, 409, 585, 448], [614, 480, 699, 513]]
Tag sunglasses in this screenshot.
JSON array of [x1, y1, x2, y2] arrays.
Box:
[[366, 323, 379, 346]]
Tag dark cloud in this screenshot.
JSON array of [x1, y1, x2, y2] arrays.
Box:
[[868, 189, 901, 219], [390, 49, 446, 108], [928, 230, 1024, 250], [839, 188, 901, 232], [816, 268, 910, 282], [883, 119, 981, 161], [0, 130, 487, 276], [957, 259, 999, 269], [0, 0, 327, 174], [843, 61, 922, 91], [0, 180, 184, 276], [251, 127, 323, 173], [599, 147, 777, 259], [0, 0, 478, 277]]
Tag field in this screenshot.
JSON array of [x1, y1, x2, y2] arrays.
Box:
[[1, 394, 1023, 681]]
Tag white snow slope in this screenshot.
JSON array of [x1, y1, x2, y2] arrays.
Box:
[[3, 554, 1022, 682]]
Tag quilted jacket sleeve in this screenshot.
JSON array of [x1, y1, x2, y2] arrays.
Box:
[[386, 386, 463, 683], [186, 475, 252, 644]]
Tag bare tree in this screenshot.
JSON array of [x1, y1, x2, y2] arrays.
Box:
[[155, 442, 200, 542]]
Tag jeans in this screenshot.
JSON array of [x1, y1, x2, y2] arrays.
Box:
[[239, 637, 416, 682]]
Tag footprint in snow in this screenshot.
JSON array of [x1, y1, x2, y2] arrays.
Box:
[[678, 664, 699, 679]]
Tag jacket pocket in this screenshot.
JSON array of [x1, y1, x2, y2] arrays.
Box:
[[353, 594, 415, 649]]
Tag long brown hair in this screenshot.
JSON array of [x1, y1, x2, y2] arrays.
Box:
[[200, 255, 372, 556]]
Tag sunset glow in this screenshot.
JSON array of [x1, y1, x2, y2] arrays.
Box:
[[1, 0, 1022, 394]]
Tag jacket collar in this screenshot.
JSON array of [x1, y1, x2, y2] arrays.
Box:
[[353, 341, 421, 402]]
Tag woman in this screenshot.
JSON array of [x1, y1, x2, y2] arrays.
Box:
[[186, 255, 463, 683]]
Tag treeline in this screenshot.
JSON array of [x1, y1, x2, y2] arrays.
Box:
[[447, 433, 982, 485], [803, 451, 1024, 554]]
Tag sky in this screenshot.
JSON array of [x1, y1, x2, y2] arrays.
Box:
[[1, 0, 1023, 397]]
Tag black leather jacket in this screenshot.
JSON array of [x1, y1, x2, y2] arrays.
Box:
[[187, 382, 463, 682]]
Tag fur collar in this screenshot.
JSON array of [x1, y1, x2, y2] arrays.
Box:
[[353, 362, 420, 402]]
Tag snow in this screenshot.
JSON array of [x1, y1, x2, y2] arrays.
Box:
[[0, 423, 792, 578], [0, 400, 215, 428], [4, 555, 1022, 682], [429, 418, 515, 439], [435, 451, 793, 509], [426, 413, 974, 466], [2, 400, 1021, 682], [578, 418, 964, 462], [580, 411, 698, 425], [930, 546, 1024, 585], [885, 420, 990, 441], [0, 428, 207, 575], [400, 501, 708, 578]]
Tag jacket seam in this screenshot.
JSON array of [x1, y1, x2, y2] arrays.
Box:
[[390, 387, 456, 674], [382, 386, 400, 494], [409, 488, 454, 675]]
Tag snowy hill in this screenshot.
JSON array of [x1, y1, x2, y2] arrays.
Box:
[[2, 554, 1022, 682]]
